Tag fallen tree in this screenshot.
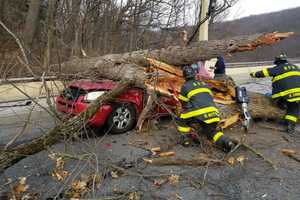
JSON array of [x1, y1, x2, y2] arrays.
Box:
[[54, 32, 293, 80], [0, 32, 292, 170]]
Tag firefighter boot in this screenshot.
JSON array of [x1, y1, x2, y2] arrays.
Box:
[[219, 137, 236, 153], [180, 135, 192, 147], [287, 122, 296, 134]]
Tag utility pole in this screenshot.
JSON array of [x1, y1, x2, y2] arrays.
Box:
[[199, 0, 209, 41]]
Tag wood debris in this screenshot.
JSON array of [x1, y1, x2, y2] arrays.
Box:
[[64, 173, 102, 198], [128, 192, 141, 200], [282, 149, 300, 163], [158, 151, 176, 157], [227, 157, 236, 166], [168, 175, 180, 185], [220, 113, 240, 129], [10, 177, 37, 200], [49, 153, 69, 181]]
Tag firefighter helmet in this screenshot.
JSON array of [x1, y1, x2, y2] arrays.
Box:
[[182, 66, 196, 80], [274, 53, 288, 65]]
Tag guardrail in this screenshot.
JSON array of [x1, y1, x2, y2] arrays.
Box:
[[0, 76, 57, 84], [227, 58, 300, 68]]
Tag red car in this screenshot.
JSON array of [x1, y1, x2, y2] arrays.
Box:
[[56, 80, 178, 133]]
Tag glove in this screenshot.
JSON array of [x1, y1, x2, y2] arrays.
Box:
[[250, 72, 256, 78]]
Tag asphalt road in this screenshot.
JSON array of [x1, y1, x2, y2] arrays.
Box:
[[0, 99, 56, 148]]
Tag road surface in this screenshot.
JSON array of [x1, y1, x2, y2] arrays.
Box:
[[0, 99, 56, 148]]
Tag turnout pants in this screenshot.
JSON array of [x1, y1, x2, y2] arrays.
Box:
[[285, 101, 300, 124], [277, 99, 300, 124], [176, 117, 229, 147]]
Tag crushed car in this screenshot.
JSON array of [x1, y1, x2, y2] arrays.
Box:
[[56, 80, 178, 133]]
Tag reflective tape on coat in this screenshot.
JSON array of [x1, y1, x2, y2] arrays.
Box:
[[180, 106, 219, 119], [213, 132, 223, 143], [272, 87, 300, 99], [285, 115, 298, 123], [187, 88, 213, 99]]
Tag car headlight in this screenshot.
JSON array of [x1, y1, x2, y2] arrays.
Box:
[[83, 91, 106, 102]]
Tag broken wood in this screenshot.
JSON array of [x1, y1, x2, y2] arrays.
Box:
[[220, 113, 240, 129], [0, 79, 135, 170], [282, 149, 300, 163], [157, 152, 176, 157], [136, 94, 155, 132]]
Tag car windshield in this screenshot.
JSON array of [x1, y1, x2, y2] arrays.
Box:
[[62, 87, 87, 101]]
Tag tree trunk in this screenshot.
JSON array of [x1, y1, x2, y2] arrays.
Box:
[[23, 0, 41, 49], [65, 0, 82, 45], [0, 80, 135, 171], [43, 0, 57, 71], [0, 0, 6, 22], [50, 32, 293, 77], [248, 92, 284, 119]]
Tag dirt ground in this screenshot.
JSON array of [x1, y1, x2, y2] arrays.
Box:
[[1, 118, 300, 200]]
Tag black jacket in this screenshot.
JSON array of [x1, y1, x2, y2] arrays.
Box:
[[214, 56, 226, 75], [178, 79, 220, 123], [253, 62, 300, 102]]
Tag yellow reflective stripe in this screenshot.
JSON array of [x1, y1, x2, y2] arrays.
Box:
[[187, 88, 213, 99], [180, 106, 219, 119], [272, 87, 300, 99], [263, 68, 270, 77], [288, 97, 300, 102], [177, 126, 191, 133], [204, 117, 221, 124], [178, 95, 189, 102], [272, 71, 300, 83], [213, 132, 223, 143], [285, 115, 298, 123]]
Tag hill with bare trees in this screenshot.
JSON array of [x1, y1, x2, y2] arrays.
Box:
[[210, 6, 300, 61]]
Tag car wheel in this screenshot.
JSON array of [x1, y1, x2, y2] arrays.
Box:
[[107, 103, 137, 134]]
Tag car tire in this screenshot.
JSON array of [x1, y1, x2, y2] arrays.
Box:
[[106, 103, 137, 134]]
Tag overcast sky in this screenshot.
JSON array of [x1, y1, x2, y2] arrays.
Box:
[[227, 0, 300, 20]]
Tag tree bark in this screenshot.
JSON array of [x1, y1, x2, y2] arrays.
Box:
[[43, 0, 57, 70], [65, 0, 82, 45], [23, 0, 42, 49], [0, 79, 135, 171], [50, 32, 293, 76], [217, 92, 285, 122]]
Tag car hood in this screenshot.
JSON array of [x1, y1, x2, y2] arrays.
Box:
[[69, 80, 118, 91]]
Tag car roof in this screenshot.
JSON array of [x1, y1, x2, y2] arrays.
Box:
[[69, 80, 117, 91]]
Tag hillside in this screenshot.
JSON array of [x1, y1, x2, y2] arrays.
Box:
[[210, 6, 300, 62]]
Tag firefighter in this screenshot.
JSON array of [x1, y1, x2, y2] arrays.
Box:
[[250, 53, 300, 134], [176, 66, 235, 152]]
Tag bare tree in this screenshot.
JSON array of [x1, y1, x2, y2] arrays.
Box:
[[23, 0, 42, 49]]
